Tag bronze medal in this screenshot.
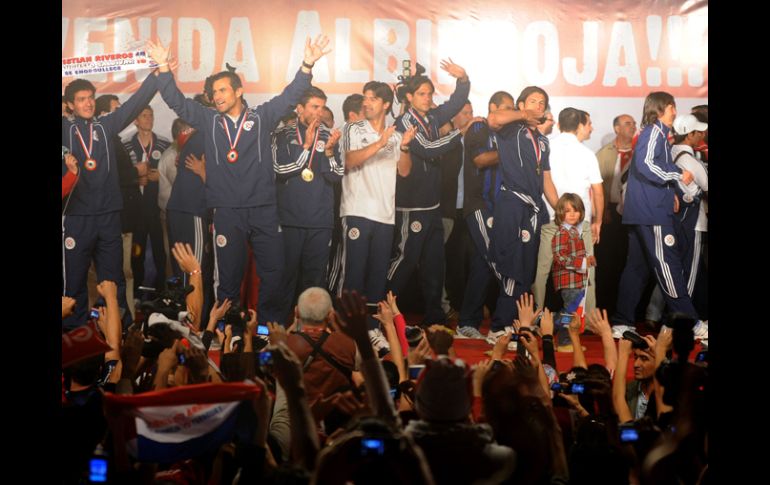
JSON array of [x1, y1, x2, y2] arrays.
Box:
[[227, 149, 239, 163], [85, 158, 97, 171]]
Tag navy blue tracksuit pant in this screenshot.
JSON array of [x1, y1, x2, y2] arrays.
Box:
[[211, 206, 285, 325], [613, 224, 698, 326], [281, 226, 332, 316], [62, 212, 130, 331], [386, 208, 446, 325], [339, 216, 394, 330], [459, 209, 497, 329]]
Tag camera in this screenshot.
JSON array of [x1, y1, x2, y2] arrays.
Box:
[[395, 59, 427, 104], [217, 319, 226, 332], [89, 308, 100, 320], [622, 331, 649, 350], [225, 305, 248, 335], [139, 276, 194, 323], [257, 324, 269, 336], [360, 438, 385, 457]]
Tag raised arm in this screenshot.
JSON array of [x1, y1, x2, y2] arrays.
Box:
[[431, 58, 470, 126], [613, 339, 634, 423]]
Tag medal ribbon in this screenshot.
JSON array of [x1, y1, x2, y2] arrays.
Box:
[[526, 128, 542, 173], [221, 114, 248, 153], [296, 120, 320, 171], [408, 109, 433, 141], [73, 122, 94, 161], [139, 136, 154, 162]]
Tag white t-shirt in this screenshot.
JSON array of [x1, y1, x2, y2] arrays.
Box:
[[545, 132, 603, 222], [340, 120, 403, 225], [672, 145, 708, 232]]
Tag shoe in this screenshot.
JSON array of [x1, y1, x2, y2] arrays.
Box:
[[555, 344, 587, 353], [456, 326, 485, 339], [486, 327, 517, 351], [369, 328, 391, 357], [611, 324, 635, 340], [693, 320, 708, 340]]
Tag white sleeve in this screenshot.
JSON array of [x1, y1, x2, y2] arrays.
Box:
[[587, 151, 603, 184]]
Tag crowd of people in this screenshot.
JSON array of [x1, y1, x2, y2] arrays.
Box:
[[62, 34, 709, 483]]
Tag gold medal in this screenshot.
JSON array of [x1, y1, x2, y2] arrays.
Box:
[[227, 149, 239, 163], [301, 168, 314, 182]]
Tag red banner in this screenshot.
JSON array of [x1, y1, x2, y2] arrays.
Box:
[[62, 0, 708, 98]]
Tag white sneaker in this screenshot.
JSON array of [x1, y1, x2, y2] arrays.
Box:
[[693, 320, 708, 340], [368, 328, 391, 357], [486, 327, 517, 351], [611, 324, 635, 340], [457, 326, 485, 339]]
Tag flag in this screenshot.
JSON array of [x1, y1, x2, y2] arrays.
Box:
[[565, 288, 587, 333], [104, 383, 260, 465]]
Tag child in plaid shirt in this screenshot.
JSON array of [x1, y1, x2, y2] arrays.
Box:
[[552, 193, 596, 348]]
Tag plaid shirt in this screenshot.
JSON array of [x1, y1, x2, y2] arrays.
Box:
[[551, 224, 587, 290]]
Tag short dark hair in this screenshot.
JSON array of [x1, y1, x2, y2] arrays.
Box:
[[95, 94, 119, 117], [300, 86, 327, 107], [691, 105, 708, 123], [516, 86, 549, 111], [64, 79, 96, 103], [171, 118, 192, 140], [363, 81, 394, 111], [405, 75, 434, 96], [612, 115, 623, 127], [489, 91, 514, 110], [558, 107, 589, 133], [641, 91, 675, 127], [205, 71, 243, 100], [554, 193, 585, 226], [342, 93, 364, 121]]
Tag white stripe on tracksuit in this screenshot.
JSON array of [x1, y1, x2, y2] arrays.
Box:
[[336, 218, 349, 297], [387, 211, 410, 280], [687, 231, 702, 295], [653, 225, 677, 298]]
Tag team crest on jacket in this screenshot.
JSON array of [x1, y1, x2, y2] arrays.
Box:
[[348, 228, 360, 240], [216, 235, 227, 248], [664, 234, 675, 247], [152, 150, 161, 160], [521, 229, 531, 243], [315, 140, 326, 152], [524, 131, 533, 140], [64, 237, 76, 250], [92, 131, 99, 142], [243, 120, 254, 131], [486, 217, 494, 228], [539, 140, 546, 152], [410, 221, 422, 233]]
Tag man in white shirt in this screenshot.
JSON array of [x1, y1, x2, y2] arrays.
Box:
[[338, 81, 415, 355], [532, 108, 604, 337]]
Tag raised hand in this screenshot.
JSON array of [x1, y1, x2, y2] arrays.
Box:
[[439, 58, 468, 81], [303, 34, 332, 66], [171, 242, 201, 274], [145, 40, 172, 72], [540, 307, 554, 336], [267, 321, 289, 346], [325, 129, 341, 151], [334, 290, 370, 346], [96, 280, 118, 301], [379, 125, 396, 150], [62, 296, 76, 318], [516, 293, 542, 328], [386, 290, 401, 316], [587, 308, 611, 337]]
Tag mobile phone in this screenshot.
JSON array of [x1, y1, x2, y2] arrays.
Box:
[[389, 388, 397, 399], [408, 365, 425, 380], [89, 456, 108, 482], [361, 438, 385, 456], [558, 313, 574, 326], [177, 353, 186, 365], [90, 308, 100, 320], [257, 324, 269, 336], [258, 351, 273, 367], [366, 303, 379, 315], [217, 320, 225, 332], [570, 383, 585, 394], [695, 351, 707, 363], [622, 331, 649, 350], [619, 423, 640, 443], [509, 333, 523, 341]]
